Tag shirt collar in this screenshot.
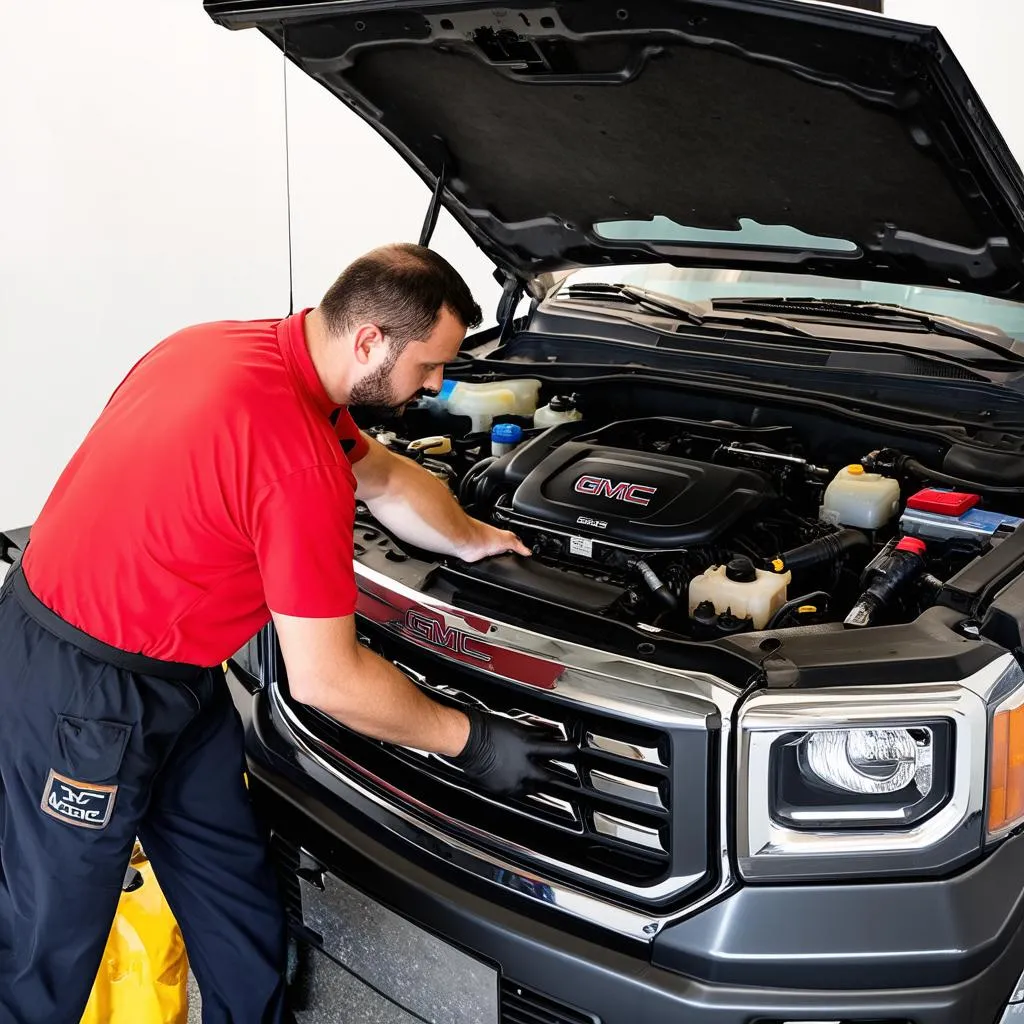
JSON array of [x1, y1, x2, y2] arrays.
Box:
[[276, 308, 339, 418]]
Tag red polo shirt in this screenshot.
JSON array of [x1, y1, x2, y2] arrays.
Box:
[[22, 309, 368, 666]]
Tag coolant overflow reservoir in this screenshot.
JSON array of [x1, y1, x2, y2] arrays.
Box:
[[534, 394, 583, 428], [420, 379, 541, 433], [688, 557, 791, 630], [820, 464, 901, 530]]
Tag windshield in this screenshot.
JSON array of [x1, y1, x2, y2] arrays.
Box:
[[557, 265, 1024, 340]]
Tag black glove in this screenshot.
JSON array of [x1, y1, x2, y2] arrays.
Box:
[[450, 708, 576, 797]]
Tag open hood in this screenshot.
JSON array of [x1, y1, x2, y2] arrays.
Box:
[[205, 0, 1024, 298]]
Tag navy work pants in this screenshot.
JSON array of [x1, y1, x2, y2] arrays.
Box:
[[0, 567, 291, 1023]]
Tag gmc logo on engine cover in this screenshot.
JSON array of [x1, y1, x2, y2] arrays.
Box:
[[574, 475, 657, 506]]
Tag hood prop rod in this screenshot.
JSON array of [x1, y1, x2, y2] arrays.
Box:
[[497, 274, 525, 344], [418, 159, 448, 248]]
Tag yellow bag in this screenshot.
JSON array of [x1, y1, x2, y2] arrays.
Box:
[[81, 844, 190, 1024]]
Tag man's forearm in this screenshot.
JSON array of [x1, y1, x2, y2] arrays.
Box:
[[364, 453, 479, 557], [298, 644, 471, 756]]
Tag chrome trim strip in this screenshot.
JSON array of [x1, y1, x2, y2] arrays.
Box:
[[354, 562, 734, 723], [586, 732, 665, 766], [590, 770, 666, 810], [592, 812, 666, 852]]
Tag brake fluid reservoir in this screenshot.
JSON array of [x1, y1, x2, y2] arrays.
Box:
[[820, 465, 901, 530], [688, 557, 791, 630], [490, 422, 523, 457], [434, 379, 541, 433]]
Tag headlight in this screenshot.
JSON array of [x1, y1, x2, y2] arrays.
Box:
[[803, 727, 929, 795], [737, 655, 1023, 881], [770, 724, 948, 831]]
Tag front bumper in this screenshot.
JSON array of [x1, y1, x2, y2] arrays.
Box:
[[231, 674, 1024, 1024]]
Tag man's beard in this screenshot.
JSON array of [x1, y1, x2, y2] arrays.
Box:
[[349, 348, 409, 418]]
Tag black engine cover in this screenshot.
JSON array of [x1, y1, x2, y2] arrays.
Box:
[[509, 441, 770, 550]]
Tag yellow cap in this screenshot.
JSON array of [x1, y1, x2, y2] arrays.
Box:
[[846, 464, 865, 475], [797, 605, 818, 614], [771, 558, 785, 573]]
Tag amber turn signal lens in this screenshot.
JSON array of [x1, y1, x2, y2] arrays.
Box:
[[988, 702, 1024, 836]]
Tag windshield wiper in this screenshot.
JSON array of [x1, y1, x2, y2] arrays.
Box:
[[711, 297, 1024, 363], [563, 282, 704, 324], [562, 283, 815, 337]]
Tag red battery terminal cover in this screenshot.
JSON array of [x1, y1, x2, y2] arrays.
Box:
[[906, 488, 980, 517]]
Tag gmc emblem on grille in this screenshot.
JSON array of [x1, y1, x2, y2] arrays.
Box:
[[574, 475, 658, 506], [402, 609, 492, 663]]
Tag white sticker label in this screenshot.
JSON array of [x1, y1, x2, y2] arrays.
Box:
[[569, 536, 594, 558]]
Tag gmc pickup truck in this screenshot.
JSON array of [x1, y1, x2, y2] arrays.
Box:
[[14, 0, 1024, 1020]]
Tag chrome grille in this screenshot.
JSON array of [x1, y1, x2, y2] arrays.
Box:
[[279, 620, 713, 909], [390, 656, 673, 853]]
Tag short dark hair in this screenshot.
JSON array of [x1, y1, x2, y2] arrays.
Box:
[[319, 243, 482, 346]]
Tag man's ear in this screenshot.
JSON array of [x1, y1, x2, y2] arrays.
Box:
[[352, 323, 386, 366]]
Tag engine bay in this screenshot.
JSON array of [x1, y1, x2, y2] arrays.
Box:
[[357, 380, 1024, 642]]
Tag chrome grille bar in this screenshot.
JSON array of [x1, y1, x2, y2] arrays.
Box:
[[586, 732, 665, 766], [589, 770, 666, 811], [593, 812, 666, 853]]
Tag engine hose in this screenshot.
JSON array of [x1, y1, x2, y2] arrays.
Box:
[[774, 528, 869, 575], [459, 457, 497, 506], [632, 559, 678, 611], [919, 572, 945, 601], [765, 591, 830, 631], [903, 457, 1024, 497]]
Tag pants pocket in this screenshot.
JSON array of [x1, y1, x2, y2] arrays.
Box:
[[54, 714, 132, 783]]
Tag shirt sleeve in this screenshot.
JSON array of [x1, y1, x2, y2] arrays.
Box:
[[251, 464, 359, 618], [334, 408, 369, 464]]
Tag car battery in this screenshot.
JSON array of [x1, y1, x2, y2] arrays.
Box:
[[899, 487, 1023, 544]]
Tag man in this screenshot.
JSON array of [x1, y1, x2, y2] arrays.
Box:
[[0, 243, 574, 1023]]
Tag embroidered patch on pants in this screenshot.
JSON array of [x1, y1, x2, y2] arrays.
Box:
[[40, 769, 117, 829]]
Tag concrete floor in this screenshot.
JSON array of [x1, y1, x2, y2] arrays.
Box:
[[186, 949, 422, 1023]]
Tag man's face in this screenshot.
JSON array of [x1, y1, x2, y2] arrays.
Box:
[[350, 306, 466, 416]]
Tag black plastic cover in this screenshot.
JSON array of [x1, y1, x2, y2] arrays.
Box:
[[940, 524, 1024, 615], [981, 574, 1024, 650], [721, 606, 998, 687], [452, 553, 624, 613], [510, 441, 770, 548]]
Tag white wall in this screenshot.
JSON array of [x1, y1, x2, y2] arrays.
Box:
[[0, 0, 500, 528], [0, 0, 1021, 527]]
